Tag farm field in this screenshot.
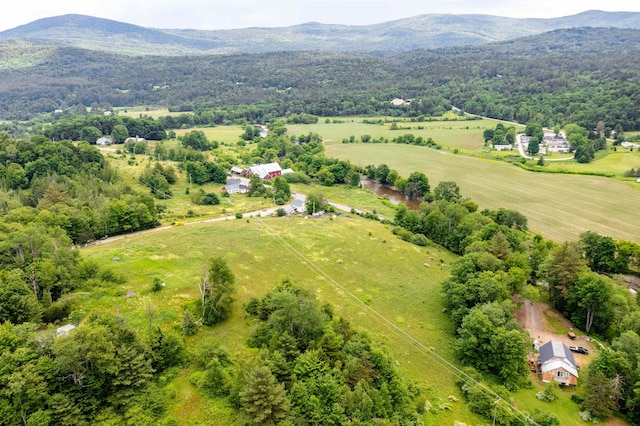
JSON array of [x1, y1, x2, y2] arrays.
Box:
[[286, 116, 509, 151], [174, 125, 246, 144], [79, 214, 590, 425], [327, 143, 640, 244], [116, 107, 183, 119]]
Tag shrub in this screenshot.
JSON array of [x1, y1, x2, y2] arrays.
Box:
[[152, 277, 163, 292], [235, 212, 243, 219]]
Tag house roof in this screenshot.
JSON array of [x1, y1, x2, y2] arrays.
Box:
[[230, 166, 244, 174], [291, 199, 305, 209], [250, 163, 281, 179], [539, 341, 577, 367], [224, 178, 247, 191], [281, 168, 294, 174], [540, 359, 578, 378]]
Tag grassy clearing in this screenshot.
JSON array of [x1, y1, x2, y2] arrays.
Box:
[[286, 116, 511, 151], [291, 183, 399, 219], [543, 147, 640, 176], [78, 215, 590, 424], [80, 215, 478, 424], [174, 126, 246, 145], [115, 107, 183, 119], [327, 143, 640, 244]]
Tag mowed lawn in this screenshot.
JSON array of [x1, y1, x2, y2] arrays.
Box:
[[287, 117, 508, 151], [327, 143, 640, 244], [543, 148, 640, 177], [80, 216, 486, 424]]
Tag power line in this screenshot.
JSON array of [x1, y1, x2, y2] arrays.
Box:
[[255, 217, 538, 426]]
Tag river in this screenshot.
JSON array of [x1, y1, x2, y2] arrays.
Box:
[[360, 177, 421, 210]]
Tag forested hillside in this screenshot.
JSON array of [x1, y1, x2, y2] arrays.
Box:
[[1, 27, 639, 133]]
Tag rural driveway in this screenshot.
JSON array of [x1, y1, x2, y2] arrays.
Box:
[[87, 192, 364, 247], [515, 297, 596, 367]]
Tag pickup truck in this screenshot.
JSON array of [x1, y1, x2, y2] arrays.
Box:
[[569, 346, 589, 355]]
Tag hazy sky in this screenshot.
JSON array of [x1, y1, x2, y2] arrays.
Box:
[[3, 0, 640, 31]]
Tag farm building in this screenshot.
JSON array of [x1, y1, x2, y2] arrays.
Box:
[[230, 166, 244, 175], [285, 199, 306, 215], [493, 144, 513, 151], [247, 163, 282, 180], [223, 178, 249, 194], [538, 341, 578, 386]]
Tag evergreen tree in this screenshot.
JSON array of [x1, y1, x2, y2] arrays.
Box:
[[240, 366, 292, 425], [181, 309, 198, 336]]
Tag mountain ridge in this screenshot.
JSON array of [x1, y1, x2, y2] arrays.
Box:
[[1, 10, 640, 55]]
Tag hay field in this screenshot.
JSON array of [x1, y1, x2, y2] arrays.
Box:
[[327, 143, 640, 243]]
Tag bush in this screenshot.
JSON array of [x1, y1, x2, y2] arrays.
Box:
[[275, 208, 286, 217], [411, 233, 430, 246], [235, 212, 243, 219], [571, 393, 585, 405], [536, 382, 558, 402], [152, 278, 163, 292], [43, 300, 72, 324]]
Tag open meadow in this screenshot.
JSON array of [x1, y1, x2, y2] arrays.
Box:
[[79, 214, 589, 425], [80, 215, 476, 424], [327, 143, 640, 244], [542, 146, 640, 177], [286, 115, 509, 151]]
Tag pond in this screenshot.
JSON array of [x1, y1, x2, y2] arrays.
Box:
[[360, 177, 421, 210]]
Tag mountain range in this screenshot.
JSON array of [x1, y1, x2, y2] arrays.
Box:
[[1, 10, 640, 55]]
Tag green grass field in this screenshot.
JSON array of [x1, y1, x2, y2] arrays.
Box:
[[116, 107, 186, 119], [286, 116, 513, 151], [80, 215, 478, 424], [174, 126, 246, 145], [78, 215, 589, 425], [327, 143, 640, 244], [543, 147, 640, 176]]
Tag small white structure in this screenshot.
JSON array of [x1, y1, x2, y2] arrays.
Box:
[[494, 144, 513, 151], [391, 98, 409, 106], [55, 324, 77, 338], [96, 137, 112, 146], [230, 166, 244, 175]]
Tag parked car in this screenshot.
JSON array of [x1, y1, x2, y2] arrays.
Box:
[[569, 346, 589, 355], [567, 331, 576, 340]]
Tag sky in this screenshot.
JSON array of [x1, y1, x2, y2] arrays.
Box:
[[3, 0, 640, 31]]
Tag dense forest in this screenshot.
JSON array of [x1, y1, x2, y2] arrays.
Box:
[[1, 28, 640, 133]]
